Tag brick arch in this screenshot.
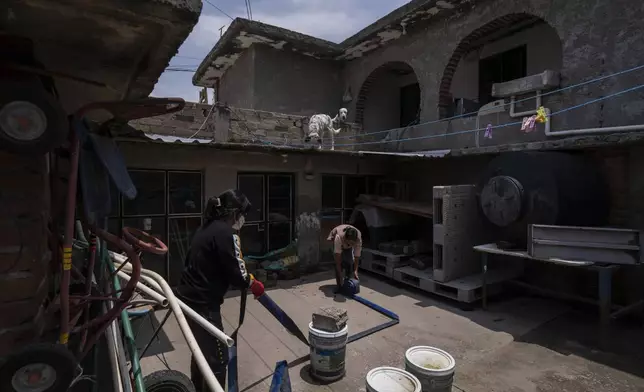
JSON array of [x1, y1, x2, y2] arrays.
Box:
[[437, 13, 557, 119], [354, 61, 418, 126]]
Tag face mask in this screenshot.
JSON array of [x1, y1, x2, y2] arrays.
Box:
[[232, 215, 245, 230]]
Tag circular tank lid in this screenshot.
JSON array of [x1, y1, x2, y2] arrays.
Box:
[[479, 175, 524, 227]]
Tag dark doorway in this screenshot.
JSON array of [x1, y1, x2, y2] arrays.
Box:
[[478, 45, 527, 105], [237, 173, 295, 256], [400, 82, 421, 127]]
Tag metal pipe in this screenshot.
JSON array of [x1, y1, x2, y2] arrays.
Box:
[[60, 129, 80, 346], [111, 253, 233, 347], [117, 271, 168, 307], [78, 227, 142, 360], [109, 257, 146, 392], [112, 256, 228, 392], [546, 121, 644, 136], [79, 234, 98, 353], [104, 302, 125, 392]]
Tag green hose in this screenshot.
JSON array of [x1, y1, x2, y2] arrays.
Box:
[[103, 244, 146, 392]]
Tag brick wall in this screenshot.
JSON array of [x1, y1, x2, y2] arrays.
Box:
[[129, 102, 214, 139], [218, 106, 362, 151]]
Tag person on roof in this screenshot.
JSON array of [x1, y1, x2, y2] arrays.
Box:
[[175, 189, 264, 391], [327, 224, 362, 292]]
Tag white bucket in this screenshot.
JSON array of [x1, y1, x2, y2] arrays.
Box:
[[404, 346, 455, 392], [308, 322, 348, 382], [366, 367, 422, 392]]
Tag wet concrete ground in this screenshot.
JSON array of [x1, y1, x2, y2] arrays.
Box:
[[137, 271, 644, 391]]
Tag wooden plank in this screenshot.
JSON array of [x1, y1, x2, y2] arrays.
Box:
[[362, 248, 410, 265]]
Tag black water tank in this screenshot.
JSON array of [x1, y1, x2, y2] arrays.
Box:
[[476, 151, 609, 246]]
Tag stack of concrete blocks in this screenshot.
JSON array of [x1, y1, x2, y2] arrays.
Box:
[[432, 185, 486, 282], [312, 306, 348, 332]]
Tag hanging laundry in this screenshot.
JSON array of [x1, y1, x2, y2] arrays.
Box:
[[521, 115, 537, 133], [484, 124, 493, 139], [536, 106, 548, 123]]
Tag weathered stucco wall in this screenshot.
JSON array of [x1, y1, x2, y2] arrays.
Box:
[[253, 45, 343, 116], [341, 0, 644, 152], [219, 46, 256, 108]]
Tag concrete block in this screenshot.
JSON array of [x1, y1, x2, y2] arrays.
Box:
[[312, 306, 348, 332]]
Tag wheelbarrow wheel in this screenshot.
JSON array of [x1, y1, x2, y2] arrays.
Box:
[[0, 82, 69, 155], [144, 370, 195, 392], [0, 343, 78, 392]]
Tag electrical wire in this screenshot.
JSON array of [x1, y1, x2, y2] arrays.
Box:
[[332, 82, 644, 147], [187, 102, 217, 139], [204, 0, 235, 20], [330, 62, 644, 140], [242, 82, 644, 148]]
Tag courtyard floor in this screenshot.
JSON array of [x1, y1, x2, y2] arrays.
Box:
[[137, 271, 644, 392]]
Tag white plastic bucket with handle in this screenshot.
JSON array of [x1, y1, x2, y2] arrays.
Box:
[[308, 322, 348, 382], [404, 346, 455, 392], [366, 367, 421, 392]]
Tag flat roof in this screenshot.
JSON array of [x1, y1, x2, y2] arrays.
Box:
[[193, 0, 474, 86]]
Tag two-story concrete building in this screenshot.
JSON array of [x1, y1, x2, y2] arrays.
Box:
[[120, 0, 644, 309]]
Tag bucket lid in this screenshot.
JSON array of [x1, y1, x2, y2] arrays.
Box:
[[405, 346, 455, 376], [366, 367, 421, 392], [308, 322, 348, 338]]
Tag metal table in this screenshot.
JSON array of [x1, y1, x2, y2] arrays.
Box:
[[473, 243, 618, 330]]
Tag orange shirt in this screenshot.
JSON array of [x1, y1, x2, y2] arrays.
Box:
[[327, 224, 362, 257]]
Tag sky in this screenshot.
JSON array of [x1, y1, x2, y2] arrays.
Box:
[[150, 0, 410, 102]]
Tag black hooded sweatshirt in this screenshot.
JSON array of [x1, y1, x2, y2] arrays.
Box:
[[175, 219, 250, 309]]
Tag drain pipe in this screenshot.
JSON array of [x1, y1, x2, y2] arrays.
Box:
[[111, 253, 230, 392], [544, 105, 644, 136]]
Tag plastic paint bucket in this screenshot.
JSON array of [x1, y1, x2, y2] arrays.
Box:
[[308, 322, 348, 382], [404, 346, 456, 392], [366, 367, 421, 392]]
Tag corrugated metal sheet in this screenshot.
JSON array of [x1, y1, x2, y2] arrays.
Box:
[[137, 133, 451, 160], [144, 133, 212, 144]]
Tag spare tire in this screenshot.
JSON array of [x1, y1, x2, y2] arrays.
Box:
[[143, 370, 195, 392], [476, 151, 609, 246]]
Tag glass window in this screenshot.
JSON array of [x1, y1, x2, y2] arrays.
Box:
[[321, 176, 343, 209], [238, 175, 264, 223], [169, 172, 202, 215], [122, 170, 166, 216], [268, 175, 292, 222], [168, 217, 202, 285], [123, 217, 167, 278], [344, 176, 366, 209], [268, 222, 291, 252], [240, 224, 266, 257]]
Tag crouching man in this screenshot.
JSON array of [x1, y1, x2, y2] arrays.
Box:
[[327, 224, 362, 292]]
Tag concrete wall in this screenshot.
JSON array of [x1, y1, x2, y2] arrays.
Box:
[[342, 0, 644, 152], [219, 47, 255, 108], [118, 141, 393, 266], [450, 22, 563, 101], [252, 45, 343, 116]]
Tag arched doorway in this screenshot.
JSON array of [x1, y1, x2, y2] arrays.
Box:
[[438, 13, 563, 118], [355, 61, 421, 137]]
